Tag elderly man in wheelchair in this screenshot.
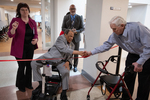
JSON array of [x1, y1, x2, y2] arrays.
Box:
[[31, 29, 84, 100]]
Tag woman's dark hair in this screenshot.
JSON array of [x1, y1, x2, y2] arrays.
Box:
[[16, 3, 30, 18], [64, 29, 73, 35]]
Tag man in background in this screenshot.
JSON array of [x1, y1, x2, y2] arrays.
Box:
[[62, 4, 84, 72]]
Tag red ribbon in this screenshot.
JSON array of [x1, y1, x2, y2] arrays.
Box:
[[0, 46, 118, 62], [0, 56, 89, 62]]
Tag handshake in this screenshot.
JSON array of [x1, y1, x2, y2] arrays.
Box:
[[78, 51, 92, 58]]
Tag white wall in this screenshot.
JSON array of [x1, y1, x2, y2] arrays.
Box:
[[83, 0, 129, 79], [144, 4, 150, 29], [0, 8, 8, 29], [0, 8, 5, 21], [127, 5, 147, 24], [4, 11, 15, 24], [129, 0, 150, 4], [82, 0, 103, 80], [72, 0, 86, 19]]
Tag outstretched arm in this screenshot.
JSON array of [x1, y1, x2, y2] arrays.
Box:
[[73, 50, 84, 56]]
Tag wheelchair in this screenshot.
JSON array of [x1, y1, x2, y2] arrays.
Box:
[[31, 60, 62, 100], [87, 55, 134, 100]]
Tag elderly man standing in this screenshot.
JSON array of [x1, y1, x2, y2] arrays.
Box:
[[31, 29, 84, 100], [84, 16, 150, 100], [62, 4, 84, 72]]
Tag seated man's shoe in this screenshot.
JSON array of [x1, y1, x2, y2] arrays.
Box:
[[60, 93, 68, 100], [32, 85, 42, 95], [61, 95, 68, 100], [18, 87, 26, 92], [60, 90, 68, 100], [73, 66, 77, 72], [32, 81, 42, 95]]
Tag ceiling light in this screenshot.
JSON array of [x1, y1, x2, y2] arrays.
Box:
[[128, 5, 132, 8], [11, 0, 14, 1], [39, 2, 41, 4]]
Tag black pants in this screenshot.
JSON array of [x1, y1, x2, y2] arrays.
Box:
[[122, 53, 150, 100], [15, 44, 34, 89], [72, 39, 80, 67]]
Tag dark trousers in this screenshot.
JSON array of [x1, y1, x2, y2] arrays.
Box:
[[15, 44, 34, 89], [122, 53, 150, 100], [72, 39, 80, 67]]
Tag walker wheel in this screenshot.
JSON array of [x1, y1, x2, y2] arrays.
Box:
[[52, 96, 57, 100], [87, 95, 90, 100], [100, 84, 106, 95]]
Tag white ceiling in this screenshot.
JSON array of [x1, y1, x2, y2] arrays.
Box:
[[0, 0, 147, 12], [0, 0, 41, 12]]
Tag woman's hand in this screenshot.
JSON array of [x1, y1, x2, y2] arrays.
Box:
[[12, 21, 19, 30], [31, 38, 38, 45], [11, 21, 19, 35]]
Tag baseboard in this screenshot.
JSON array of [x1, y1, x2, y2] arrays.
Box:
[[81, 69, 101, 85]]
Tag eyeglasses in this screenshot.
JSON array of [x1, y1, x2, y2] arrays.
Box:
[[20, 9, 28, 12], [70, 8, 76, 10]]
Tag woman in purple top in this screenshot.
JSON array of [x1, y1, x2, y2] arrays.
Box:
[[7, 3, 38, 92]]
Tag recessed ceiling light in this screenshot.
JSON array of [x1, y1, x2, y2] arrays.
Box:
[[128, 5, 132, 8], [11, 0, 14, 1], [39, 2, 41, 4]]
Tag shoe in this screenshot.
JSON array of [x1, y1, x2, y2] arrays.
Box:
[[32, 84, 42, 95], [18, 87, 25, 92], [73, 67, 77, 72], [26, 86, 33, 89], [60, 94, 68, 100]]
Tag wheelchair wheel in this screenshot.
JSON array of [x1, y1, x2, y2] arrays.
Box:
[[87, 95, 90, 100]]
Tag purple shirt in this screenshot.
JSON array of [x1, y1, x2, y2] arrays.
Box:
[[7, 17, 38, 58]]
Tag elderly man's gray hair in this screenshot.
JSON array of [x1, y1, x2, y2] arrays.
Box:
[[109, 16, 126, 26], [64, 29, 74, 35]]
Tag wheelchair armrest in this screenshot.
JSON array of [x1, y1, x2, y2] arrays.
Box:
[[36, 60, 49, 65], [96, 61, 108, 74]]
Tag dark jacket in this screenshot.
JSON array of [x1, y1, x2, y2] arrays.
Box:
[[62, 14, 84, 43]]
